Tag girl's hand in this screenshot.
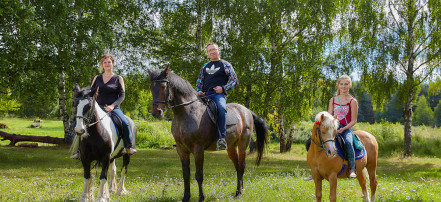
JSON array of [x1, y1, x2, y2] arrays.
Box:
[[338, 128, 345, 134]]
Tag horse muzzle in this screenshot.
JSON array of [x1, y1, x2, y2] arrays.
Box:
[[75, 128, 86, 135], [324, 142, 337, 158], [152, 105, 165, 120]]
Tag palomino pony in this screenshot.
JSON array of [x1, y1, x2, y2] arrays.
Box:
[[71, 84, 137, 201], [148, 67, 268, 202], [307, 111, 378, 202]]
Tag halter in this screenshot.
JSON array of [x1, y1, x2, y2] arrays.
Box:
[[311, 121, 335, 152], [152, 79, 198, 109]]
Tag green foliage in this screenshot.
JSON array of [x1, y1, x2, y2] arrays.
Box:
[[413, 95, 434, 126], [434, 101, 441, 127], [135, 120, 175, 148]]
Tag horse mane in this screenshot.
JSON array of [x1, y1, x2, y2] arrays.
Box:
[[149, 69, 197, 98], [315, 111, 339, 130]]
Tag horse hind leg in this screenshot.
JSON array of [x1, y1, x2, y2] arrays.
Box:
[[109, 160, 118, 193], [227, 143, 245, 197], [117, 154, 130, 195], [357, 168, 370, 202], [367, 165, 378, 201]]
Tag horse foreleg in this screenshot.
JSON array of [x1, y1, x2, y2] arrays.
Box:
[[178, 147, 191, 202], [313, 177, 323, 202], [117, 154, 130, 195], [227, 146, 245, 197], [80, 162, 93, 202], [329, 174, 337, 202], [97, 155, 110, 202], [194, 149, 205, 202], [109, 160, 117, 193]]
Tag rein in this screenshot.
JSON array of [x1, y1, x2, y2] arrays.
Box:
[[311, 122, 335, 152], [152, 79, 198, 109]]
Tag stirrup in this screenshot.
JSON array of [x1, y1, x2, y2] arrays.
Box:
[[303, 175, 313, 181], [122, 148, 137, 155], [70, 152, 80, 160], [216, 138, 227, 151], [349, 171, 357, 178]]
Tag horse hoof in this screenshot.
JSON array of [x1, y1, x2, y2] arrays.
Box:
[[117, 189, 129, 195], [182, 194, 190, 202]]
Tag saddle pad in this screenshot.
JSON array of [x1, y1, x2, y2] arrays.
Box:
[[335, 137, 366, 160], [226, 110, 239, 126]]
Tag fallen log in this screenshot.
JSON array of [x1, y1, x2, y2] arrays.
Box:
[[0, 130, 65, 146], [18, 143, 38, 148]]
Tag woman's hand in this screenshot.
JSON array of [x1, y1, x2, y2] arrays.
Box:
[[214, 86, 223, 94], [104, 105, 114, 112]]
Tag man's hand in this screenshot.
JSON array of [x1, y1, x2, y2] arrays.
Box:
[[214, 86, 223, 94], [198, 91, 205, 96]]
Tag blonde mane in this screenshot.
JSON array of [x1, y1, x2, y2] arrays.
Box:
[[315, 111, 339, 130]]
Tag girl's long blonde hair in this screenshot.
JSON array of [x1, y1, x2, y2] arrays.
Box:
[[335, 75, 352, 96], [99, 54, 115, 73]]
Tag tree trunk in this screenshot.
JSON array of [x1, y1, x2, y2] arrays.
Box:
[[279, 116, 285, 153], [245, 83, 251, 108], [0, 130, 64, 146], [195, 0, 204, 63], [58, 69, 74, 144], [403, 4, 415, 157], [285, 121, 295, 152]]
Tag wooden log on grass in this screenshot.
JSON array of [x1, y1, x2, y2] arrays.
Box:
[[0, 130, 64, 146], [18, 143, 38, 148]]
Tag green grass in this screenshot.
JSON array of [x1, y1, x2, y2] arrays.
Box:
[[0, 144, 440, 201], [1, 118, 441, 201]]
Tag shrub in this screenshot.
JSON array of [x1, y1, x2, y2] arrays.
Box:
[[135, 120, 175, 148]]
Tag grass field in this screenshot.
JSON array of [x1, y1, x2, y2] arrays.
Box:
[[0, 145, 440, 201], [1, 118, 440, 201]]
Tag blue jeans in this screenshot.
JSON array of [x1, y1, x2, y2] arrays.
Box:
[[206, 91, 226, 140], [339, 124, 355, 171], [111, 108, 133, 148]]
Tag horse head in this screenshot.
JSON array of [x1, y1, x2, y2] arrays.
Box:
[[148, 66, 173, 119], [313, 111, 339, 158], [73, 84, 95, 135]]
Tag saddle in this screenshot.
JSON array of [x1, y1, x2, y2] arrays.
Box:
[[202, 97, 239, 126], [110, 113, 124, 138], [335, 133, 366, 161]]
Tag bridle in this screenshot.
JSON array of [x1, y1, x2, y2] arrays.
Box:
[[152, 78, 198, 109], [75, 97, 110, 131], [311, 121, 336, 152]]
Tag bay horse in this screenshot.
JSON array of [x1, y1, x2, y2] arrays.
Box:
[[308, 111, 378, 202], [70, 84, 137, 201], [148, 67, 268, 202]]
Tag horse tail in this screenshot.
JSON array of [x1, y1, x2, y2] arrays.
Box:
[[69, 135, 80, 156], [252, 111, 268, 166]]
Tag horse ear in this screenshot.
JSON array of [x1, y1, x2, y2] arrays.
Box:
[[334, 114, 338, 120], [147, 69, 152, 75], [161, 64, 170, 77], [320, 114, 326, 123], [74, 83, 80, 92]]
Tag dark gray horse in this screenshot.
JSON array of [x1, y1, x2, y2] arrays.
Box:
[[148, 67, 268, 202], [71, 84, 136, 201]]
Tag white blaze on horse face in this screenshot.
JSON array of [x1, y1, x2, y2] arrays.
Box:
[[75, 99, 89, 134], [324, 128, 337, 157]]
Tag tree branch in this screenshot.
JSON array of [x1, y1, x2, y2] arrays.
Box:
[[414, 48, 441, 72]]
